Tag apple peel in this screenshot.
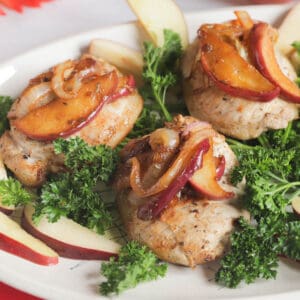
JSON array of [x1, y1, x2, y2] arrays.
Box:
[[250, 22, 300, 103], [22, 204, 121, 260], [189, 140, 234, 200], [14, 71, 135, 141], [137, 138, 210, 220], [0, 211, 58, 266], [199, 29, 280, 102]]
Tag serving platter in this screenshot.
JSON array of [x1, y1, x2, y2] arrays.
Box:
[[0, 4, 299, 300]]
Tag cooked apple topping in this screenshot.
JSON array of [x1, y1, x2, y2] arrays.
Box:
[[13, 58, 136, 141], [198, 11, 300, 103]]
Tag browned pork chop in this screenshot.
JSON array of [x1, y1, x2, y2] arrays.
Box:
[[115, 115, 248, 267], [0, 56, 143, 187], [183, 40, 299, 140]]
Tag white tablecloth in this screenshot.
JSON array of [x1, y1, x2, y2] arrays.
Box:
[[0, 0, 280, 63]]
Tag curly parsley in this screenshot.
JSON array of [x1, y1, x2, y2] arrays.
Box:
[[217, 123, 300, 287], [100, 241, 167, 295], [0, 177, 33, 207], [0, 96, 13, 135], [33, 137, 119, 234]]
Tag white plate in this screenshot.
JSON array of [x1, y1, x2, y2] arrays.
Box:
[[0, 4, 300, 300]]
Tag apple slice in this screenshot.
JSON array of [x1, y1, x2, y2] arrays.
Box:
[[199, 28, 280, 101], [277, 3, 300, 56], [14, 71, 134, 141], [22, 204, 121, 260], [189, 139, 234, 200], [0, 211, 58, 265], [89, 39, 143, 86], [0, 154, 15, 214], [292, 196, 300, 218], [127, 0, 189, 49], [250, 22, 300, 103]]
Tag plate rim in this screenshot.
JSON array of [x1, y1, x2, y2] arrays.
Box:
[[0, 3, 299, 300]]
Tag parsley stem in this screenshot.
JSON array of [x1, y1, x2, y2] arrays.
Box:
[[265, 181, 300, 196], [152, 85, 172, 122], [226, 138, 254, 150], [282, 122, 292, 145], [257, 135, 270, 148], [266, 172, 288, 184]]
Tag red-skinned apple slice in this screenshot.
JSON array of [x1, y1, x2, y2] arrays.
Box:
[[13, 71, 135, 141], [199, 29, 280, 101], [292, 196, 300, 218], [189, 139, 234, 200], [22, 204, 121, 260], [250, 22, 300, 103], [215, 155, 226, 181], [0, 211, 58, 265], [137, 138, 210, 220], [0, 154, 15, 214]]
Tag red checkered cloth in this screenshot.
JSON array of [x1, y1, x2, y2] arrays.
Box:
[[0, 0, 52, 15]]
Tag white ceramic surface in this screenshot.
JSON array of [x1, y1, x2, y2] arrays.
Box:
[[0, 4, 299, 300]]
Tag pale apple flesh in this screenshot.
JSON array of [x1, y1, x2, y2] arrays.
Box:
[[22, 204, 121, 260], [0, 211, 58, 265], [127, 0, 189, 49], [13, 71, 135, 141], [189, 139, 234, 200], [250, 22, 300, 103], [277, 3, 300, 56], [292, 196, 300, 218], [89, 39, 143, 86], [199, 28, 280, 102]]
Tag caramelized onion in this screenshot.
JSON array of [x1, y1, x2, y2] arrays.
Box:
[[8, 82, 55, 119], [149, 128, 180, 151], [234, 11, 254, 31], [51, 58, 101, 99], [130, 128, 215, 198], [137, 138, 210, 220]]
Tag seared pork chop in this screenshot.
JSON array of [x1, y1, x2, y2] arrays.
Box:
[[115, 115, 248, 267], [0, 56, 143, 187]]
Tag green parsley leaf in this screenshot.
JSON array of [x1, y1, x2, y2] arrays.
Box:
[[0, 177, 33, 206], [0, 96, 13, 136], [100, 241, 167, 295], [141, 29, 183, 123], [34, 137, 119, 234], [220, 122, 300, 287]]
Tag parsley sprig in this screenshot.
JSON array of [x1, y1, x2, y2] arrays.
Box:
[[0, 96, 13, 135], [216, 123, 300, 287], [0, 177, 33, 207], [142, 29, 182, 123], [33, 137, 119, 234], [100, 241, 167, 295]]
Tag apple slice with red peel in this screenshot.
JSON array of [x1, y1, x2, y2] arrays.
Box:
[[22, 204, 121, 260], [250, 22, 300, 103], [0, 154, 15, 215], [138, 138, 210, 220], [189, 139, 234, 200], [14, 71, 134, 141], [199, 29, 280, 102], [89, 39, 143, 86], [215, 155, 226, 181], [0, 211, 58, 265]]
